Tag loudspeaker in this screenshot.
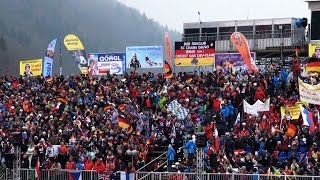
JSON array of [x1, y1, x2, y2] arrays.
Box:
[[196, 132, 207, 148], [10, 132, 22, 146]]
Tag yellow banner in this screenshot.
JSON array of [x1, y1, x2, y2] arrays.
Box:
[[64, 34, 84, 50], [174, 57, 215, 66], [309, 41, 320, 58], [20, 59, 43, 76], [280, 102, 308, 120]]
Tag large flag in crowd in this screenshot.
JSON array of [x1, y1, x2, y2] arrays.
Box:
[[64, 34, 88, 74], [164, 32, 173, 79], [243, 98, 270, 116], [42, 39, 57, 77], [168, 100, 189, 120]]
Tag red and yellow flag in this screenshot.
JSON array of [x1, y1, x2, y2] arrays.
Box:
[[118, 115, 131, 129], [306, 61, 320, 72], [164, 61, 173, 79]]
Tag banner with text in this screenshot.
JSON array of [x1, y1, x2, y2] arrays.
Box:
[[174, 41, 215, 66], [87, 53, 126, 75], [299, 78, 320, 105], [126, 46, 163, 68], [215, 52, 256, 71], [64, 34, 88, 74], [43, 39, 57, 77], [20, 59, 43, 77]]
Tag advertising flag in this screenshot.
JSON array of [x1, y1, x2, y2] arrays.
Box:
[[64, 34, 88, 74], [20, 59, 43, 77], [87, 53, 126, 75], [230, 32, 258, 72], [215, 52, 256, 71], [126, 46, 163, 68], [164, 33, 173, 79], [43, 39, 57, 77], [174, 41, 215, 66], [165, 32, 172, 65]]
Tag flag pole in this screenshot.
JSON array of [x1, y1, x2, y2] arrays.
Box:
[[59, 32, 62, 76]]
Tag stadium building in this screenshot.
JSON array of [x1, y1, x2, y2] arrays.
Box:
[[182, 17, 308, 69]]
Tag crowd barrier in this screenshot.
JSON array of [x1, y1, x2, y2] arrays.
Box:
[[4, 169, 320, 180]]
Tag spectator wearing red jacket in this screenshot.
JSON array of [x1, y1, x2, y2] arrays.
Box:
[[94, 158, 106, 173], [254, 87, 266, 101]]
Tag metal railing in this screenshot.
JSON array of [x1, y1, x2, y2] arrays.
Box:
[[5, 169, 320, 180], [137, 151, 167, 172], [182, 29, 308, 53], [136, 172, 320, 180]]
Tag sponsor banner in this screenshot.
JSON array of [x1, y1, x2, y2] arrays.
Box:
[[164, 32, 173, 79], [309, 41, 320, 59], [280, 102, 308, 120], [230, 32, 259, 72], [299, 78, 320, 105], [215, 52, 256, 71], [64, 34, 88, 74], [43, 39, 57, 77], [174, 41, 215, 66], [20, 59, 42, 77], [87, 53, 126, 75], [126, 46, 163, 68]]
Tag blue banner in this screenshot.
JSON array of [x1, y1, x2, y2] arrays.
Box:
[[43, 39, 57, 77], [126, 46, 163, 68], [87, 53, 126, 75]]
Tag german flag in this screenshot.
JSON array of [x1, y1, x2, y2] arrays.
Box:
[[306, 61, 320, 72], [286, 123, 297, 138], [118, 115, 131, 129], [164, 60, 173, 79], [56, 97, 68, 104]]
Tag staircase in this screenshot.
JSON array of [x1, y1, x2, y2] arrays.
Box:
[[137, 146, 167, 172]]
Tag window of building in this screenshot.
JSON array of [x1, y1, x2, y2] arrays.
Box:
[[255, 25, 272, 39], [202, 28, 217, 37], [274, 24, 292, 38], [237, 26, 254, 39], [184, 28, 200, 37], [218, 27, 235, 40]]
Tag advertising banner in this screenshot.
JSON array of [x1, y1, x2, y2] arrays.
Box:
[[64, 34, 88, 74], [20, 59, 43, 77], [230, 32, 259, 72], [87, 53, 126, 75], [126, 46, 163, 68], [215, 52, 256, 71], [309, 41, 320, 59], [164, 32, 173, 79], [299, 78, 320, 105], [174, 41, 215, 66], [43, 39, 57, 77]]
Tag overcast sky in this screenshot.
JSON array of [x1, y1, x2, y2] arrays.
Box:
[[117, 0, 311, 32]]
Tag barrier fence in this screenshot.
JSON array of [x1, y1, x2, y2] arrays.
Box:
[[4, 169, 320, 180]]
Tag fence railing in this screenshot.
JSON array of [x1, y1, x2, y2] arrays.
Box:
[[6, 169, 320, 180], [136, 172, 320, 180]]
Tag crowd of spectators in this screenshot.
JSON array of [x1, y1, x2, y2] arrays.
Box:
[[0, 59, 319, 177]]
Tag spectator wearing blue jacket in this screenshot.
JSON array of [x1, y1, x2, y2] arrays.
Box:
[[183, 136, 197, 166], [273, 74, 280, 92], [166, 144, 176, 172], [281, 69, 289, 91], [298, 138, 307, 153], [221, 101, 235, 130]]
